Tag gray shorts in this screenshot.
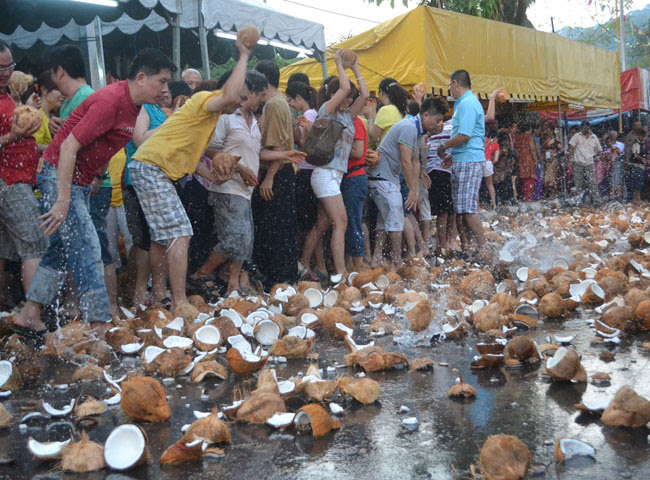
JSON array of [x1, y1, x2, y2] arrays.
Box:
[[129, 161, 193, 244], [208, 192, 253, 264], [0, 180, 48, 262], [368, 179, 404, 232]]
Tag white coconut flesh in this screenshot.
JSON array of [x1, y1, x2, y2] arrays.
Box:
[[195, 313, 211, 323], [516, 267, 529, 282], [514, 304, 538, 316], [301, 313, 319, 326], [287, 325, 307, 339], [246, 311, 268, 326], [277, 381, 295, 395], [368, 302, 383, 309], [375, 275, 390, 289], [553, 258, 570, 269], [293, 410, 312, 429], [500, 250, 515, 262], [581, 398, 610, 411], [193, 410, 212, 419], [594, 321, 620, 338], [442, 323, 460, 333], [104, 424, 147, 471], [350, 303, 365, 313], [228, 335, 252, 354], [120, 343, 144, 354], [330, 403, 344, 414], [630, 259, 644, 273], [382, 304, 396, 315], [253, 320, 280, 346], [361, 282, 377, 290], [119, 306, 135, 319], [42, 399, 75, 417], [241, 351, 262, 362], [162, 336, 193, 349], [105, 393, 121, 405], [28, 438, 71, 459], [558, 438, 596, 460], [154, 326, 164, 339], [569, 282, 589, 298], [581, 267, 597, 279], [323, 290, 338, 307], [330, 273, 343, 285], [0, 361, 13, 389], [268, 302, 283, 314], [220, 308, 243, 328], [305, 329, 316, 339], [267, 412, 295, 428], [166, 317, 184, 331], [469, 300, 488, 313], [347, 271, 358, 285], [143, 346, 165, 364], [496, 282, 508, 294], [546, 347, 570, 370], [335, 323, 354, 337], [195, 325, 221, 346], [304, 288, 323, 308], [554, 335, 576, 344]]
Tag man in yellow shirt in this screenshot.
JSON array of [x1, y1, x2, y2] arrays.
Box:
[[130, 33, 251, 312]]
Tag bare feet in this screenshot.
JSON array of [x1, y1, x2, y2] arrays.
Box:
[[12, 301, 46, 332]]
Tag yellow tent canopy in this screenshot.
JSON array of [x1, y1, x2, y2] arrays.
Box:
[[280, 6, 620, 110]]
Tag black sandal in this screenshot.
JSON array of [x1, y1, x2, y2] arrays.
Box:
[[10, 326, 47, 348]]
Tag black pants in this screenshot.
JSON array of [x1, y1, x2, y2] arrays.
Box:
[[181, 178, 214, 273], [494, 179, 514, 205], [252, 166, 298, 288]]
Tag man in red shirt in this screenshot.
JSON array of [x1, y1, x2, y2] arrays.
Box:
[[13, 48, 176, 341], [0, 40, 47, 309]]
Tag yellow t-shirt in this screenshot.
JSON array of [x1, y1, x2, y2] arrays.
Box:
[[133, 91, 221, 180], [33, 108, 52, 146], [375, 104, 404, 141], [108, 148, 126, 207]]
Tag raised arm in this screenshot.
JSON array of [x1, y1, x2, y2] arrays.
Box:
[[323, 50, 351, 116]]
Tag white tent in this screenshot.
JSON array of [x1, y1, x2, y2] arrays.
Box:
[[0, 0, 326, 87]]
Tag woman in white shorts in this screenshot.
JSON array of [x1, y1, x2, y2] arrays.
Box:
[[299, 50, 369, 283], [482, 133, 499, 209]]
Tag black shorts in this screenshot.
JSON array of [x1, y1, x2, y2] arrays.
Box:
[[428, 170, 454, 216]]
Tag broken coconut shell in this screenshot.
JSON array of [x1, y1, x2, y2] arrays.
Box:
[[183, 408, 231, 444], [302, 379, 339, 402], [74, 397, 107, 418], [601, 385, 650, 427], [294, 404, 341, 437], [270, 335, 313, 359], [554, 438, 596, 463], [409, 356, 435, 371], [544, 347, 587, 382], [538, 293, 567, 318], [120, 376, 171, 423], [479, 434, 531, 480], [448, 380, 477, 398], [226, 347, 268, 376], [235, 393, 286, 424], [104, 424, 150, 471], [406, 301, 432, 332], [191, 361, 228, 382], [504, 336, 539, 362], [338, 377, 380, 404], [160, 438, 204, 465], [60, 431, 106, 473]]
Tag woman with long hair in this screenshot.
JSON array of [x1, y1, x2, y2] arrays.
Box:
[[299, 50, 369, 283], [366, 77, 408, 143], [32, 71, 64, 152]]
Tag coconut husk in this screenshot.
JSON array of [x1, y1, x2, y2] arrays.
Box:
[[351, 268, 384, 288], [0, 404, 11, 428], [442, 320, 470, 339], [357, 351, 409, 372], [295, 404, 341, 437], [74, 397, 107, 418], [340, 49, 357, 69], [226, 347, 268, 376], [302, 379, 339, 402], [160, 438, 204, 465], [490, 293, 517, 314], [383, 283, 405, 304], [105, 327, 136, 351], [252, 369, 279, 395], [344, 345, 385, 365], [339, 287, 363, 309], [285, 293, 310, 316], [183, 408, 230, 444], [60, 431, 106, 473], [409, 356, 434, 371], [624, 288, 649, 312], [87, 340, 115, 366], [191, 361, 228, 383], [146, 348, 191, 377], [71, 364, 105, 383], [504, 336, 538, 361], [601, 385, 650, 427], [235, 392, 286, 424], [544, 347, 587, 382], [635, 300, 650, 330], [471, 354, 505, 369], [448, 380, 477, 398], [476, 343, 506, 355], [42, 322, 94, 357], [460, 270, 495, 300], [238, 25, 260, 49], [506, 313, 538, 329], [473, 303, 505, 333], [338, 377, 381, 404], [479, 434, 531, 480], [539, 293, 567, 318], [0, 360, 22, 392], [319, 307, 352, 336], [144, 308, 174, 330], [173, 303, 200, 323], [270, 336, 313, 359], [212, 317, 240, 339], [406, 301, 432, 332], [120, 376, 171, 423]]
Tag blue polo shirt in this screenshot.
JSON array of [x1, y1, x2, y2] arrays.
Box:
[[450, 90, 485, 162]]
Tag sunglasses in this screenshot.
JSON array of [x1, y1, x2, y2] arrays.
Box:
[[0, 62, 16, 73]]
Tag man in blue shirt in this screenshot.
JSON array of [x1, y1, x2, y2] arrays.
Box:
[[436, 70, 487, 259]]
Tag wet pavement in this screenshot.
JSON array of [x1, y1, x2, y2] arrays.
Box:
[[1, 309, 649, 480]]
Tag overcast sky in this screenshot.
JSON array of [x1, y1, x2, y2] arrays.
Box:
[[263, 0, 650, 45]]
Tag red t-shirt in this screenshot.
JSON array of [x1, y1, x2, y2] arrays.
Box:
[[0, 91, 39, 185], [484, 138, 499, 162], [346, 116, 368, 178], [43, 81, 139, 186]]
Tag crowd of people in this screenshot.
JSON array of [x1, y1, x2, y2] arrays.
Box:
[[0, 33, 648, 342]]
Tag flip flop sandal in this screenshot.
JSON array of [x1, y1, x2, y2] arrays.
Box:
[[10, 326, 47, 348]]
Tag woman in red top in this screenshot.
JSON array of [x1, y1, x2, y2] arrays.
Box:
[[341, 115, 368, 269], [482, 132, 499, 209], [516, 124, 540, 202]]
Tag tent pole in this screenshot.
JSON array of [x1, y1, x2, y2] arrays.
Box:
[[557, 98, 567, 199], [85, 17, 106, 90], [198, 0, 211, 80], [172, 14, 181, 81]]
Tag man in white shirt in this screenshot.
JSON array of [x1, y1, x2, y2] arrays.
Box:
[[569, 120, 602, 205]]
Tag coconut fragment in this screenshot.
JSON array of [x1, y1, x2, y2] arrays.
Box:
[[554, 438, 595, 463], [27, 438, 71, 460], [120, 377, 171, 423], [479, 434, 531, 480], [448, 380, 477, 398], [162, 336, 193, 350], [266, 412, 295, 428], [294, 404, 341, 437], [601, 385, 650, 427], [104, 424, 149, 471], [545, 347, 587, 382], [193, 325, 222, 351], [60, 431, 106, 472], [42, 398, 75, 417]]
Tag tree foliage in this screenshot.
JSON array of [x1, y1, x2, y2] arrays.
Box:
[[366, 0, 536, 27]]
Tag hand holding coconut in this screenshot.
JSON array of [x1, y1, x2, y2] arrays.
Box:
[[490, 87, 508, 103], [7, 105, 42, 142], [236, 26, 259, 56]]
